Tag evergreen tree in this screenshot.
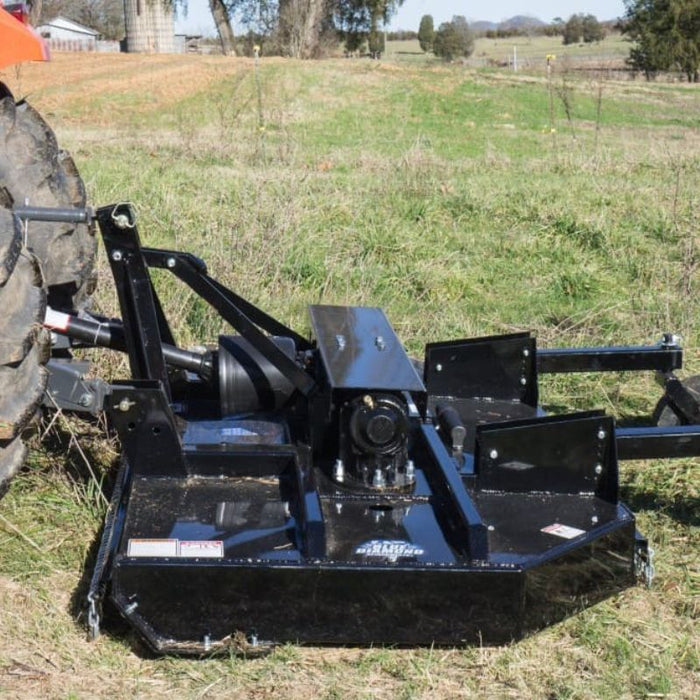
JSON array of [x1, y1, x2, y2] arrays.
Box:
[[582, 14, 605, 42], [418, 14, 434, 53], [624, 0, 700, 81], [562, 14, 583, 44]]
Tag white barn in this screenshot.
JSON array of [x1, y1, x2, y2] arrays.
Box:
[[36, 16, 100, 51]]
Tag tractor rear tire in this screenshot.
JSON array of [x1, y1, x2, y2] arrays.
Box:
[[0, 208, 48, 496], [0, 82, 95, 495], [0, 83, 96, 312]]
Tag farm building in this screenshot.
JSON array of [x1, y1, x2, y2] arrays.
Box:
[[123, 0, 175, 53], [174, 34, 203, 54], [36, 16, 100, 51]]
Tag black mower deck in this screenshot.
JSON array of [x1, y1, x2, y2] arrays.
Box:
[[103, 389, 638, 653]]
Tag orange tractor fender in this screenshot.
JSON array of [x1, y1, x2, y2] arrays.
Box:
[[0, 2, 50, 70]]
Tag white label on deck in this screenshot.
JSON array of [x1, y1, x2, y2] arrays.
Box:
[[178, 540, 224, 558], [127, 539, 224, 558], [541, 523, 586, 539], [221, 427, 258, 437], [127, 538, 178, 557]]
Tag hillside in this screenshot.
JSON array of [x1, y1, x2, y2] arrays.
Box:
[[500, 14, 547, 29]]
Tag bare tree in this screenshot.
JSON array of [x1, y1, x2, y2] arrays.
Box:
[[38, 0, 124, 39], [210, 0, 236, 55], [335, 1, 403, 56], [278, 0, 329, 58], [27, 0, 43, 25]]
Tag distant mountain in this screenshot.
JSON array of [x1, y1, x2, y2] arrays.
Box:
[[393, 13, 617, 33], [498, 15, 546, 29], [471, 20, 498, 31], [467, 16, 547, 33]]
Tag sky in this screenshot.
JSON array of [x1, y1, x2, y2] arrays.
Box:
[[175, 1, 627, 38]]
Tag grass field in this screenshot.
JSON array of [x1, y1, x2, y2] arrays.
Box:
[[0, 51, 698, 698], [386, 34, 630, 70]]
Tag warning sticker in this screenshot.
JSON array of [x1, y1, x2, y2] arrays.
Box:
[[178, 540, 224, 558], [43, 307, 71, 332], [127, 539, 178, 558], [541, 523, 586, 540], [355, 539, 425, 562], [127, 539, 224, 558]]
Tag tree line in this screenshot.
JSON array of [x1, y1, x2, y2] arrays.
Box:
[[217, 0, 406, 58], [29, 0, 406, 58]]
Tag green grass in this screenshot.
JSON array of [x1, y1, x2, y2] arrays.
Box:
[[386, 34, 631, 69], [0, 53, 698, 698]]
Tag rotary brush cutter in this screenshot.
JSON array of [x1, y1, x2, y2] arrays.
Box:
[[8, 199, 697, 654]]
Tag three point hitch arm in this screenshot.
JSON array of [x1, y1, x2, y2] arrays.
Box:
[[18, 202, 700, 461]]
